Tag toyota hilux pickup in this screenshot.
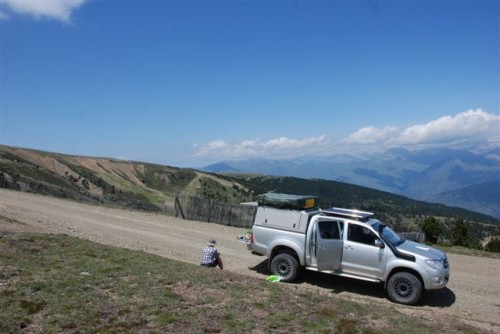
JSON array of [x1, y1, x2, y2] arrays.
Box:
[[247, 193, 450, 305]]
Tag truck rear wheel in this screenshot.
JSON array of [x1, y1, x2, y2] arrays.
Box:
[[270, 253, 299, 282], [386, 272, 423, 305]]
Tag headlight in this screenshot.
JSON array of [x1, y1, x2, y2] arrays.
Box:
[[425, 259, 444, 270]]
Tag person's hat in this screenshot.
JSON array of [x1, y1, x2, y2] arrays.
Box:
[[207, 239, 217, 246]]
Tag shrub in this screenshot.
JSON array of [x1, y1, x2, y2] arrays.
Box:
[[485, 238, 500, 252], [421, 216, 443, 244], [451, 218, 468, 246]]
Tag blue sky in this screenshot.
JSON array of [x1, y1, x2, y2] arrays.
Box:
[[1, 0, 499, 167]]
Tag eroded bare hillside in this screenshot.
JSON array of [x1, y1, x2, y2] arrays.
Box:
[[0, 145, 253, 210]]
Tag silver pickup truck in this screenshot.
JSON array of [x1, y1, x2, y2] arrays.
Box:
[[247, 193, 450, 305]]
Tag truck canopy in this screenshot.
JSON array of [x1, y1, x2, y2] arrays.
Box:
[[256, 193, 319, 210]]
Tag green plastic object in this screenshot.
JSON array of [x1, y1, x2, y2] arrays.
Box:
[[266, 275, 281, 283]]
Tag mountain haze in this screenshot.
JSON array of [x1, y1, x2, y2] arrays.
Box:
[[203, 147, 500, 218]]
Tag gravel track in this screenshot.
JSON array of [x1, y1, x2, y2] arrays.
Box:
[[1, 189, 499, 332]]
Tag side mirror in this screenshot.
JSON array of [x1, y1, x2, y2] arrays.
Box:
[[374, 239, 385, 248]]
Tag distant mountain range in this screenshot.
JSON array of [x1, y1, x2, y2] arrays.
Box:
[[202, 147, 500, 218]]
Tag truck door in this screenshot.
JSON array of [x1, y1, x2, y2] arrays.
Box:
[[316, 220, 344, 271], [341, 222, 387, 279]]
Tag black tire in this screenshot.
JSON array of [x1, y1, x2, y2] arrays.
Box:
[[386, 272, 423, 305], [270, 253, 299, 282]]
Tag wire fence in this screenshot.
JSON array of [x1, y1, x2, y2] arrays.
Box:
[[174, 193, 257, 228]]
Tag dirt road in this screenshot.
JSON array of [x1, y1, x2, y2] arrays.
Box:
[[1, 189, 499, 332]]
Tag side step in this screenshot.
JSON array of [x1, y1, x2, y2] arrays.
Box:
[[305, 267, 382, 283]]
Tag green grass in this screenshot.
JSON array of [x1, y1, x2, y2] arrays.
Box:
[[0, 231, 487, 333], [105, 171, 170, 204]]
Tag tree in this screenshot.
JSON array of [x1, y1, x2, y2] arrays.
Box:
[[485, 238, 500, 252], [451, 217, 468, 246], [421, 216, 443, 244], [0, 172, 8, 188]]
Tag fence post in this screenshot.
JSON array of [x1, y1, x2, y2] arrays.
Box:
[[175, 194, 185, 219], [208, 199, 212, 223]]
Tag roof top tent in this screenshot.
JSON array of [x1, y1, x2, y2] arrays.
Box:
[[256, 193, 319, 210]]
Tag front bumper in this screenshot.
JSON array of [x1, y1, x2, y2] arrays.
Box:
[[429, 273, 449, 289]]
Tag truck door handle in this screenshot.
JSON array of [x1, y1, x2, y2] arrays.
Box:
[[319, 244, 325, 250], [345, 245, 353, 250]]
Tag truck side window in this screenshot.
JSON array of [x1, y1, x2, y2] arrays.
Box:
[[347, 224, 378, 246], [318, 221, 341, 240]]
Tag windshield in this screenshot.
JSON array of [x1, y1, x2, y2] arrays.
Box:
[[371, 221, 405, 247]]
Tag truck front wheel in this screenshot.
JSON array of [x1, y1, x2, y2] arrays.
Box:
[[386, 272, 423, 305], [270, 253, 299, 282]]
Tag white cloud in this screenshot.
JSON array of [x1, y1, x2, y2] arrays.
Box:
[[194, 109, 499, 162], [2, 0, 87, 23], [205, 139, 229, 150], [262, 135, 328, 149], [398, 109, 498, 145], [195, 135, 330, 160], [346, 109, 499, 149], [346, 126, 400, 144]]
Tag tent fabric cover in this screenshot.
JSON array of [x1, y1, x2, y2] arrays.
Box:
[[256, 193, 319, 210]]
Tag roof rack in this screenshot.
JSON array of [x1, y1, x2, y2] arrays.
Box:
[[320, 207, 374, 220]]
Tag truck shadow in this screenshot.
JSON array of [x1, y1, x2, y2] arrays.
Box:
[[249, 260, 455, 308]]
